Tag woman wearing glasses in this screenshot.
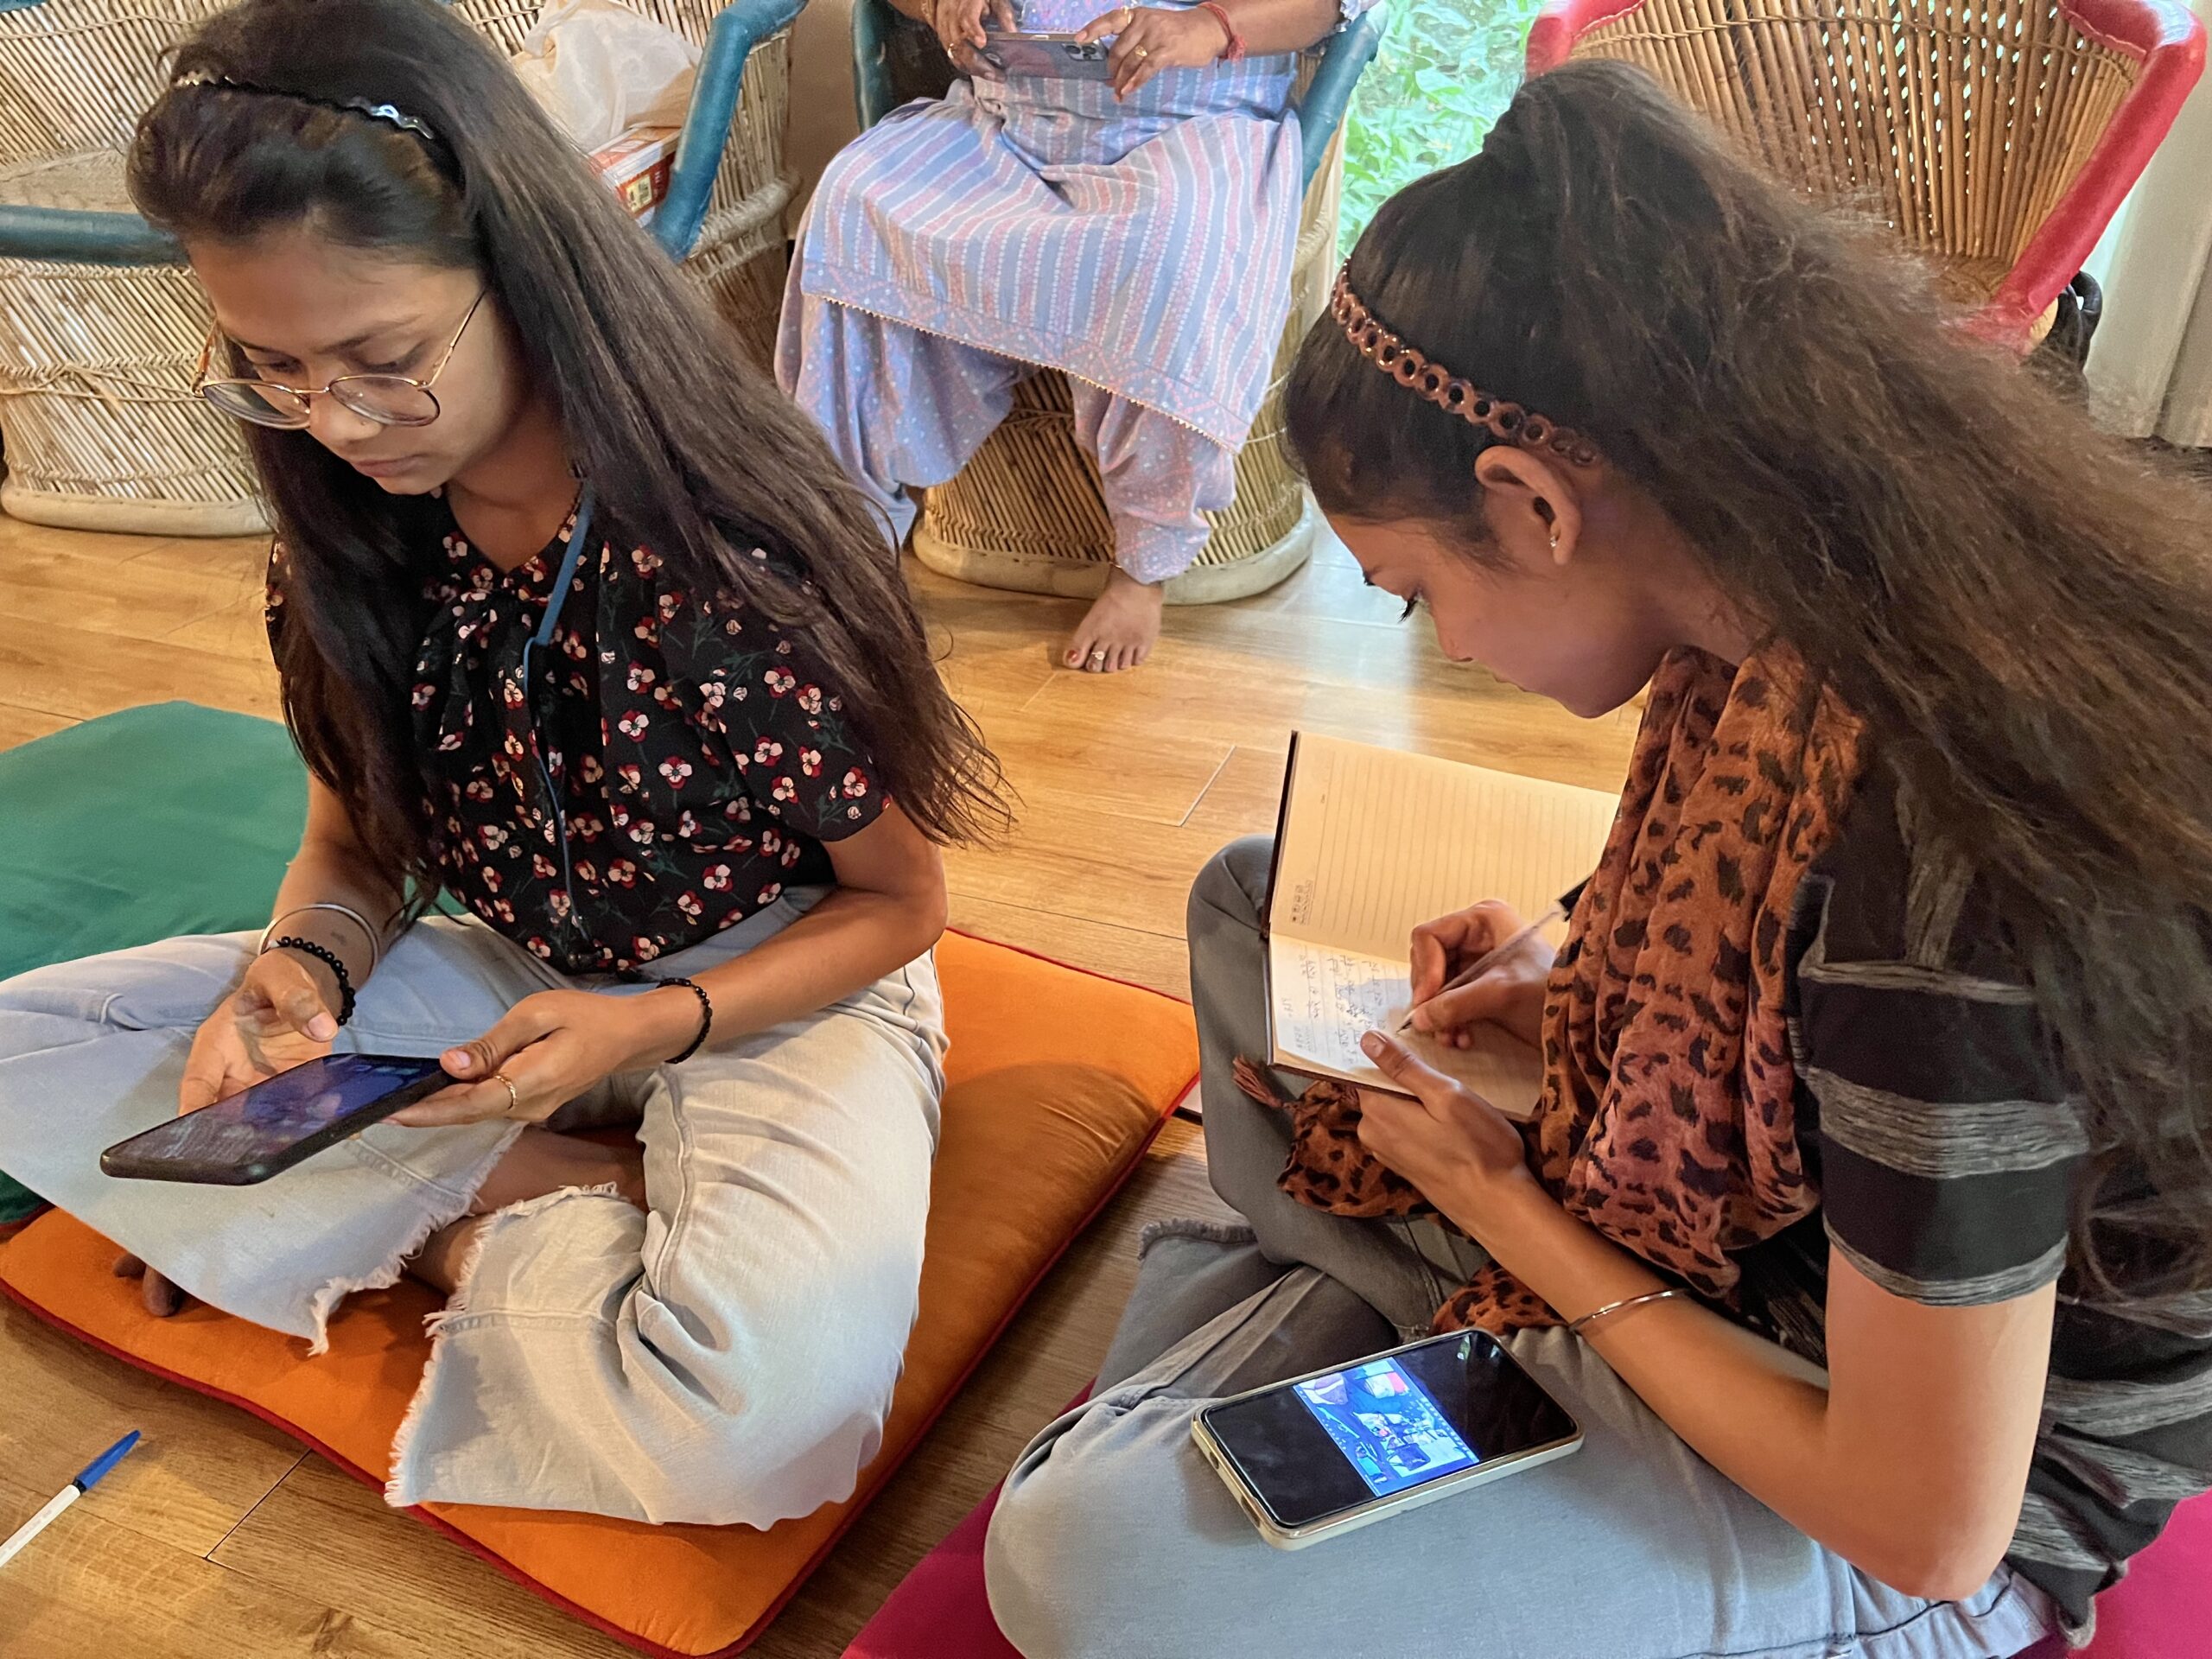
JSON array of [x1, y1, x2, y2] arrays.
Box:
[[0, 0, 1004, 1523]]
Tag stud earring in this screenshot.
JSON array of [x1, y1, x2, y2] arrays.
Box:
[[1548, 524, 1560, 551]]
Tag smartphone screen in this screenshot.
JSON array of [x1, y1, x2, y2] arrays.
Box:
[[1201, 1331, 1578, 1529], [100, 1053, 448, 1185]]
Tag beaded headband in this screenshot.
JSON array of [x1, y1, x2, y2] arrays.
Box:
[[1330, 265, 1599, 468], [173, 70, 447, 153]]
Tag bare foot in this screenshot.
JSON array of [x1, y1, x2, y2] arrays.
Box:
[[409, 1128, 645, 1294], [1063, 568, 1164, 673]]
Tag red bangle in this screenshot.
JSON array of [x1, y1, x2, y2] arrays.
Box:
[[1198, 0, 1245, 59]]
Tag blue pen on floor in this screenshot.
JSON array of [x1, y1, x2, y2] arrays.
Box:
[[0, 1430, 140, 1569]]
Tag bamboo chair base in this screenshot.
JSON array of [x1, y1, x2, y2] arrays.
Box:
[[912, 492, 1318, 604], [0, 478, 267, 537]]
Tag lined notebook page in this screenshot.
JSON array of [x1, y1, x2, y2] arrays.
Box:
[[1272, 735, 1619, 957], [1266, 734, 1619, 1115]]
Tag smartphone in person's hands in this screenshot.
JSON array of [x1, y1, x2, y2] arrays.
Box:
[[1192, 1330, 1582, 1548], [976, 29, 1118, 80], [100, 1052, 448, 1185]]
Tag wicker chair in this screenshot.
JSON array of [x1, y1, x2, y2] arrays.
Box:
[[849, 0, 1385, 604], [0, 0, 802, 537], [1526, 0, 2206, 349]]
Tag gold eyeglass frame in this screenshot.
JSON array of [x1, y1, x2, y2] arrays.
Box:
[[193, 289, 487, 429]]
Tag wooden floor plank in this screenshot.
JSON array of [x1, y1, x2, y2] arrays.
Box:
[[972, 702, 1233, 829], [210, 1459, 629, 1659], [0, 702, 77, 748], [0, 543, 246, 646], [0, 611, 281, 727], [949, 894, 1189, 1001], [0, 1499, 419, 1659], [0, 1300, 306, 1559]]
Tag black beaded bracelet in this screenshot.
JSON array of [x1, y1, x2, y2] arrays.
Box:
[[267, 934, 357, 1027], [656, 976, 714, 1065]]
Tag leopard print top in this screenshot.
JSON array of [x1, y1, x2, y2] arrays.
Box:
[[1256, 645, 1870, 1332]]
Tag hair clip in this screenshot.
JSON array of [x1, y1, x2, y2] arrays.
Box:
[[1330, 265, 1599, 468], [173, 70, 445, 152]]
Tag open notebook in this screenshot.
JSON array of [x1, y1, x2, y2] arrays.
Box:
[[1262, 734, 1619, 1119]]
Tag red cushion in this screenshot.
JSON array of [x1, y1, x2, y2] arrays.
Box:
[[2072, 1493, 2212, 1658], [843, 1481, 1019, 1659]]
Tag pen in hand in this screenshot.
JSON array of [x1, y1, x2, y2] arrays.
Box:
[[1395, 900, 1568, 1035]]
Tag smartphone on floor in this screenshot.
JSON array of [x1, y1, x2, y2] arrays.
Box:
[[99, 1052, 450, 1185], [1192, 1329, 1582, 1549]]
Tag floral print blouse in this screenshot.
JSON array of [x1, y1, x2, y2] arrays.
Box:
[[265, 499, 886, 974]]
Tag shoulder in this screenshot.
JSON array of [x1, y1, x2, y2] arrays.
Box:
[[1792, 767, 2088, 1305], [1797, 770, 2029, 990]]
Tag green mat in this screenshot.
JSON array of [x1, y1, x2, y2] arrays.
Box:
[[0, 702, 307, 1222]]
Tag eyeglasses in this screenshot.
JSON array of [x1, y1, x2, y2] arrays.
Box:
[[194, 290, 486, 429]]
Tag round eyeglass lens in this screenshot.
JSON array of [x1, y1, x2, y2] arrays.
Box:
[[331, 377, 441, 426], [202, 380, 311, 427]]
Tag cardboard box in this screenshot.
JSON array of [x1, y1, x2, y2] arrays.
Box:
[[588, 124, 678, 226]]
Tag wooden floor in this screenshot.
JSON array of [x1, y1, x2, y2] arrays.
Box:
[[0, 511, 1638, 1657]]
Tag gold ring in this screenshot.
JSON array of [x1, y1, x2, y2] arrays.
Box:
[[1135, 44, 1148, 57], [493, 1070, 519, 1115]]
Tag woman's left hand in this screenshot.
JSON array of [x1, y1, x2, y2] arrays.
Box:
[[1354, 1029, 1537, 1221], [1077, 4, 1231, 97], [390, 988, 692, 1128]]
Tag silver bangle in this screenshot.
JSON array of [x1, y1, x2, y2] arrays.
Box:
[[1566, 1287, 1688, 1338], [259, 902, 382, 979]]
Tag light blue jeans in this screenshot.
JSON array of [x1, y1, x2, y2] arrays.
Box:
[[981, 840, 2062, 1659], [0, 895, 945, 1527]]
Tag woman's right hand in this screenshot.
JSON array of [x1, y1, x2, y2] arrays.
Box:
[[179, 945, 340, 1115], [1406, 900, 1554, 1051], [933, 0, 1017, 67], [118, 948, 343, 1318]]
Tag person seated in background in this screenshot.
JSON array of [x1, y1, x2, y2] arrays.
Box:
[[0, 0, 1005, 1525], [778, 0, 1376, 674], [982, 60, 2212, 1658]]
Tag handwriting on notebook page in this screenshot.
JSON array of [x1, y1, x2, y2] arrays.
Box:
[[1268, 938, 1546, 1118]]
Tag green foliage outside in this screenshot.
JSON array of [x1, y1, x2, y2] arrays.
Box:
[[1338, 0, 1542, 253]]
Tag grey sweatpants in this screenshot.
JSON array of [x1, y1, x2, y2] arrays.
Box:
[[0, 893, 944, 1527], [981, 837, 2061, 1659]]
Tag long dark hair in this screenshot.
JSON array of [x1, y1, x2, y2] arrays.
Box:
[[129, 0, 1007, 909], [1287, 60, 2212, 1296]]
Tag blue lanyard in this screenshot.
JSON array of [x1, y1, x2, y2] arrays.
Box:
[[516, 486, 596, 914], [531, 485, 596, 649]]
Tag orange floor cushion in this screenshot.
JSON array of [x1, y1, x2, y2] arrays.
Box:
[[0, 930, 1197, 1657]]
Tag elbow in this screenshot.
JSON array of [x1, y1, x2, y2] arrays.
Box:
[[1873, 1557, 2007, 1605], [921, 890, 951, 950], [909, 881, 951, 956], [1853, 1523, 2014, 1604]]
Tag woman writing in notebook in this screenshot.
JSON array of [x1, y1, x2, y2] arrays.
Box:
[[0, 0, 1005, 1523], [985, 60, 2212, 1658]]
